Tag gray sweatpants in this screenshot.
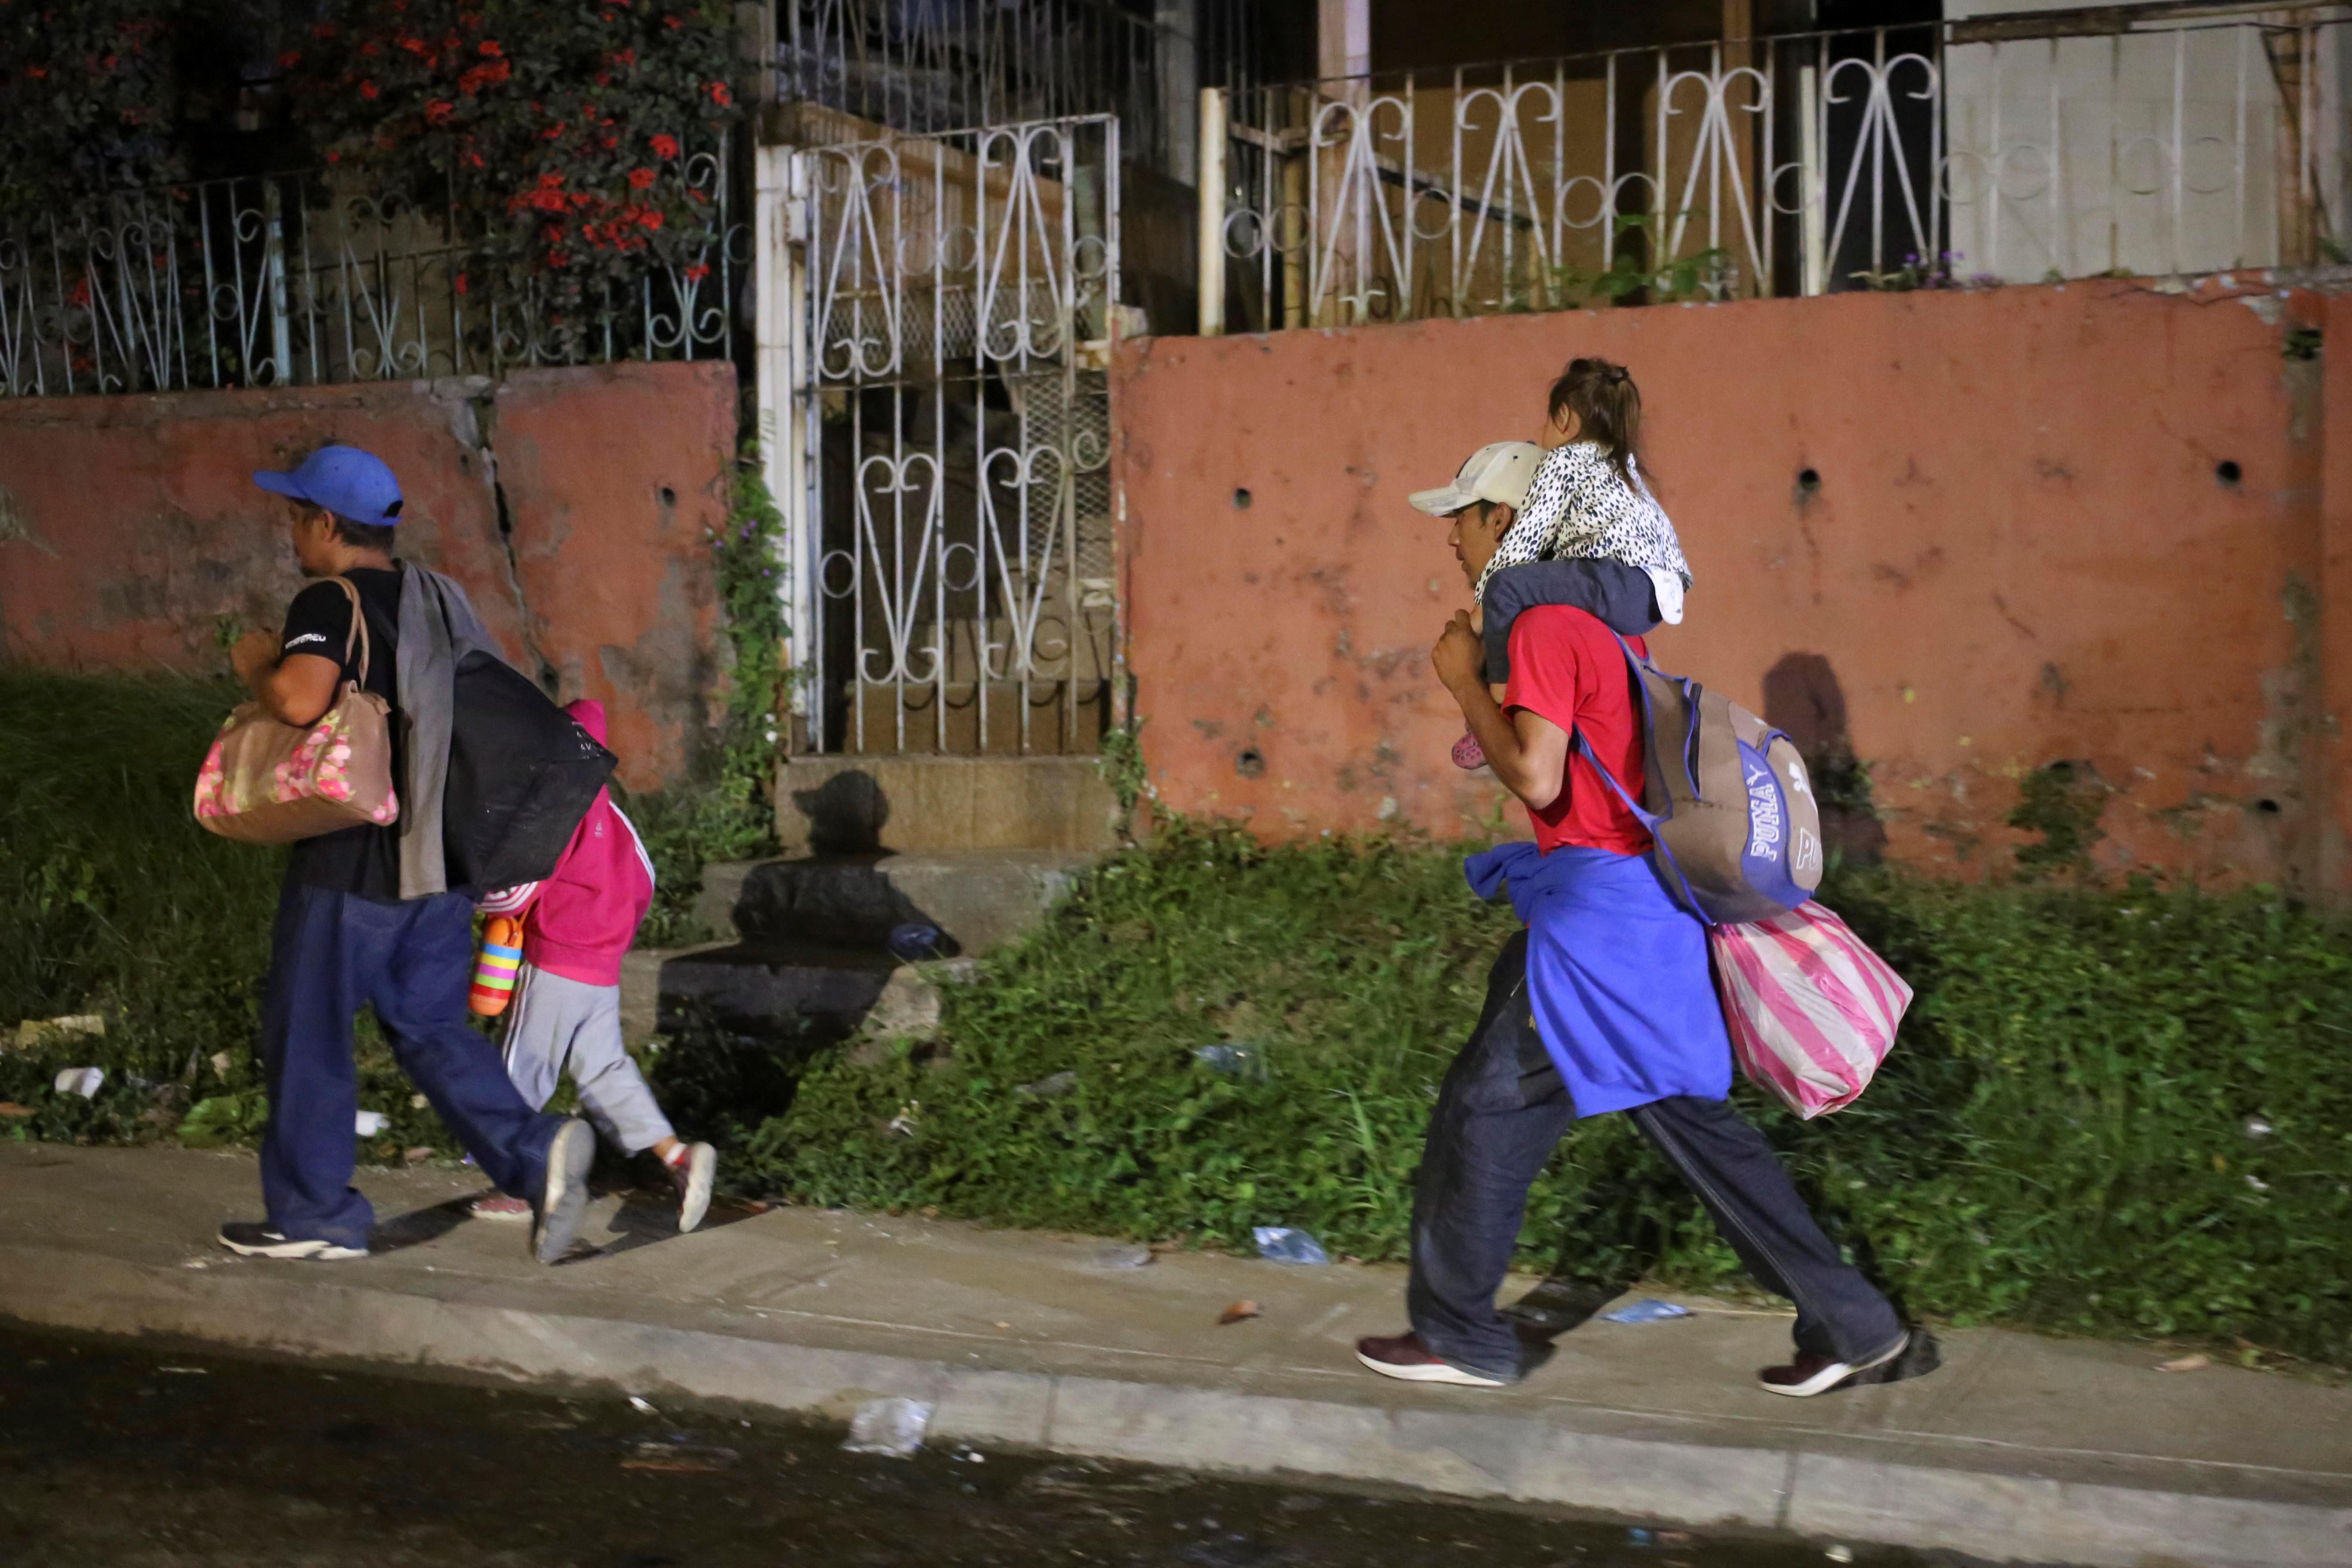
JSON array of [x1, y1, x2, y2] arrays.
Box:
[[501, 964, 675, 1155]]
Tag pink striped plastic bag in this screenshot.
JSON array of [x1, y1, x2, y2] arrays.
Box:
[[1707, 901, 1912, 1119]]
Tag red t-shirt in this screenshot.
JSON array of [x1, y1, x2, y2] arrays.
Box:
[[1501, 606, 1652, 856]]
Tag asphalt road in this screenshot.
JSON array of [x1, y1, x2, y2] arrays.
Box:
[[0, 1322, 1961, 1568]]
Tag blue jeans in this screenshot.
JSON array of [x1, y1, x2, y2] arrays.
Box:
[[257, 880, 566, 1250], [1408, 931, 1905, 1380]]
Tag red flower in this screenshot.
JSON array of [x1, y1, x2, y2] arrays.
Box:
[[100, 54, 119, 70], [707, 81, 732, 106], [665, 15, 683, 28], [650, 134, 680, 160], [479, 40, 504, 57], [456, 57, 510, 95], [276, 48, 300, 69], [425, 100, 455, 125], [454, 273, 469, 297], [359, 79, 379, 99], [24, 66, 46, 80], [536, 172, 565, 189], [612, 48, 637, 67], [684, 263, 710, 283], [398, 36, 431, 58], [595, 73, 610, 86], [627, 167, 655, 190], [312, 22, 337, 39], [66, 279, 90, 309]]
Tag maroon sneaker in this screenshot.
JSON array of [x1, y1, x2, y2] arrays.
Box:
[[1354, 1333, 1510, 1388], [1759, 1331, 1914, 1397]]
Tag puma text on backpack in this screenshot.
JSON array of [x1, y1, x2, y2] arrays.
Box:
[[1574, 635, 1823, 925]]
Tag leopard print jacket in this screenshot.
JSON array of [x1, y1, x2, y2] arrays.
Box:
[[1473, 441, 1691, 604]]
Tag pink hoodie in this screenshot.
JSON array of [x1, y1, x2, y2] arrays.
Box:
[[479, 699, 655, 987]]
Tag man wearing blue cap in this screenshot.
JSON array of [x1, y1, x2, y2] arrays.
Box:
[[224, 444, 596, 1265]]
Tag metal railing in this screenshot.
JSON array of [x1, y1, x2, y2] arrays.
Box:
[[1197, 6, 2350, 333], [0, 132, 744, 398], [769, 115, 1121, 755]]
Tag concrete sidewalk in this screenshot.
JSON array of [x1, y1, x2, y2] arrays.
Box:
[[1, 1144, 2346, 1568]]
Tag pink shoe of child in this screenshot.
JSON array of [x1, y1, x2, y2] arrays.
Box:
[[469, 1193, 533, 1221], [1452, 732, 1487, 770]]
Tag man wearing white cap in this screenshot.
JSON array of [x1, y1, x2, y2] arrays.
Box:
[[1353, 441, 1920, 1401]]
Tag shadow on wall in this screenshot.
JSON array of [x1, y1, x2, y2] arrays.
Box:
[[793, 770, 889, 852], [1761, 652, 1888, 866]]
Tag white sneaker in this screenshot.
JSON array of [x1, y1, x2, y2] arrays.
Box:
[[217, 1222, 368, 1261], [668, 1142, 717, 1234]]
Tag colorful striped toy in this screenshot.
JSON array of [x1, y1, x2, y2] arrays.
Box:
[[469, 916, 524, 1017]]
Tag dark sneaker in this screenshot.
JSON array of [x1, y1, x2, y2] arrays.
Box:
[[217, 1222, 368, 1262], [670, 1142, 717, 1234], [532, 1118, 596, 1265], [468, 1194, 533, 1221], [1354, 1333, 1511, 1388], [1759, 1330, 1916, 1398]]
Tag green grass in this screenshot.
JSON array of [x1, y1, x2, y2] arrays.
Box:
[[0, 668, 284, 1143], [9, 668, 2352, 1364], [0, 665, 742, 1158], [756, 821, 2352, 1365]]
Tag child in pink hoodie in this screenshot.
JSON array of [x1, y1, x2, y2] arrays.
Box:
[[473, 700, 717, 1232]]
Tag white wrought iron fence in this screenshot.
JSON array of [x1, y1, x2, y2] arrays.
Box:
[[1200, 6, 2350, 332], [769, 114, 1120, 755], [0, 132, 743, 398]]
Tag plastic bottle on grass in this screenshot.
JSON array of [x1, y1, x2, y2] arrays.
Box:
[[887, 922, 947, 961], [1600, 1298, 1690, 1324], [1252, 1227, 1329, 1265]]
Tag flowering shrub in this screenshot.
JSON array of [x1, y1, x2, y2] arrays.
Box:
[[289, 0, 737, 320], [0, 0, 181, 216]]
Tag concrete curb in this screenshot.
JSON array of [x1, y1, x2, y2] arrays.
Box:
[[4, 1243, 2346, 1568]]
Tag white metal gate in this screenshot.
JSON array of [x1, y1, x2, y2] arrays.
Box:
[[758, 114, 1121, 756]]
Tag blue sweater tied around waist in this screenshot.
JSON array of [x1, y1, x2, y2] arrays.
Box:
[[1463, 841, 1732, 1118]]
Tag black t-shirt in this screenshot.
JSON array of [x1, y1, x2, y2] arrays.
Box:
[[279, 567, 406, 900]]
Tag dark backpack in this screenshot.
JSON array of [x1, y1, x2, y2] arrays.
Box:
[[1574, 634, 1822, 925], [441, 652, 618, 891]]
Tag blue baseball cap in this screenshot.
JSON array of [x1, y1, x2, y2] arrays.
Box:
[[254, 445, 405, 527]]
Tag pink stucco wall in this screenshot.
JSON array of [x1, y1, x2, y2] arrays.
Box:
[[0, 361, 737, 790], [1115, 279, 2346, 890]]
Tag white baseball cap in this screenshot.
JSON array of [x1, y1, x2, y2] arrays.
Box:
[[1408, 441, 1543, 516]]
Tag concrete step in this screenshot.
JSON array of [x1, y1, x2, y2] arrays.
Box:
[[623, 939, 968, 1045], [775, 755, 1126, 854], [695, 848, 1094, 957]]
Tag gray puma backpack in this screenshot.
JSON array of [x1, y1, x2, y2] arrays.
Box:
[[1574, 634, 1823, 925]]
